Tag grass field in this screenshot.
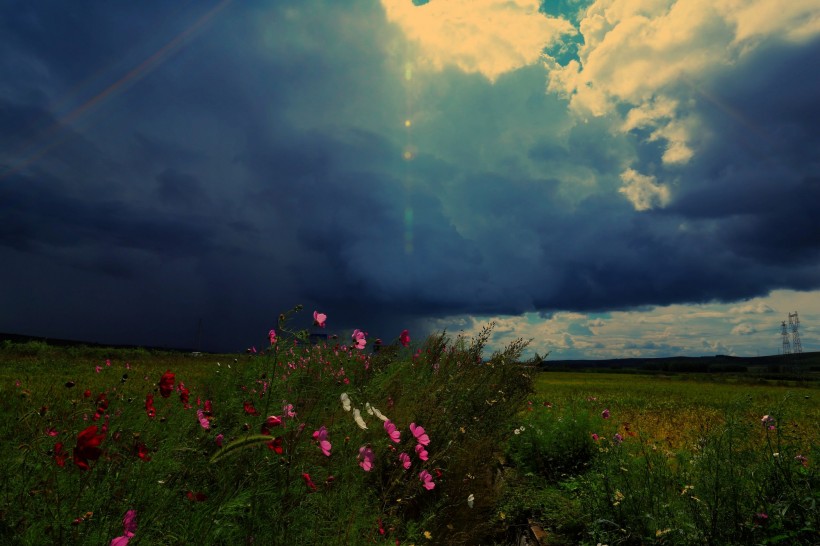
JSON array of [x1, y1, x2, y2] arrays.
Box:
[[1, 332, 817, 545]]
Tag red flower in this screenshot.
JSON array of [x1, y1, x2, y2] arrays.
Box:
[[186, 491, 207, 502], [261, 415, 282, 435], [53, 442, 67, 467], [302, 472, 317, 491], [178, 384, 190, 408], [134, 442, 151, 461], [145, 393, 156, 419], [73, 425, 105, 470], [243, 401, 260, 416], [83, 389, 92, 398], [158, 371, 175, 398], [267, 436, 284, 454]]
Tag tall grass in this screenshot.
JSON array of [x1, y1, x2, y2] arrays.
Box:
[[503, 377, 819, 545], [0, 309, 532, 544]]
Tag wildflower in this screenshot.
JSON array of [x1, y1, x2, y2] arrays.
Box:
[[145, 394, 156, 419], [313, 311, 327, 328], [243, 401, 260, 416], [340, 392, 352, 412], [261, 415, 282, 435], [53, 442, 67, 467], [109, 509, 137, 546], [366, 402, 388, 421], [186, 491, 207, 502], [384, 420, 401, 443], [419, 470, 435, 490], [358, 445, 375, 471], [178, 384, 190, 408], [268, 329, 276, 344], [399, 452, 411, 470], [196, 409, 210, 429], [613, 433, 623, 444], [753, 512, 768, 526], [73, 425, 105, 470], [313, 426, 332, 456], [352, 329, 367, 350], [601, 408, 610, 419], [415, 443, 429, 461], [215, 433, 224, 447], [591, 433, 600, 441], [158, 371, 175, 398], [46, 427, 58, 437], [95, 365, 102, 374], [353, 408, 368, 430], [467, 493, 475, 508], [283, 403, 296, 418], [424, 530, 433, 539], [410, 423, 430, 446], [795, 454, 808, 467], [302, 473, 317, 491], [399, 329, 410, 347], [84, 389, 92, 398], [134, 442, 151, 461], [761, 415, 774, 427]]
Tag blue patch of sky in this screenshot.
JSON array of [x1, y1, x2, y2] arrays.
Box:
[[539, 0, 595, 66]]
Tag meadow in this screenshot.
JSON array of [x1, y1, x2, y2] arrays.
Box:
[[0, 309, 817, 545]]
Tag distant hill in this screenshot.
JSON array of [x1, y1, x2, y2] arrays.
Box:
[[539, 352, 820, 376], [0, 332, 197, 354]]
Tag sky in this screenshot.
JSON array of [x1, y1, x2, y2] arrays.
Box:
[[1, 0, 819, 358]]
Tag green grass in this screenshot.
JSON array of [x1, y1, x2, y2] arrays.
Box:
[[0, 315, 533, 545], [502, 372, 820, 545], [2, 328, 818, 545]]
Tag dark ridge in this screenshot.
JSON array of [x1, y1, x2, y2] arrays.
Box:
[[0, 331, 200, 354]]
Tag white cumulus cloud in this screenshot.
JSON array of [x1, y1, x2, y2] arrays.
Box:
[[381, 0, 575, 82], [618, 168, 671, 210]]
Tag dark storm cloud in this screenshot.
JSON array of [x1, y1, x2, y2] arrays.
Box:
[[1, 1, 819, 352]]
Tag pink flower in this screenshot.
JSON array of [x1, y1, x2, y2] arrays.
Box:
[[419, 470, 435, 490], [399, 452, 411, 470], [415, 443, 429, 461], [591, 433, 599, 441], [109, 509, 137, 546], [313, 311, 327, 328], [601, 409, 610, 419], [313, 426, 332, 456], [613, 433, 623, 444], [399, 329, 410, 347], [384, 420, 401, 443], [105, 359, 112, 367], [196, 409, 210, 430], [95, 366, 102, 374], [410, 423, 430, 446], [358, 445, 375, 471], [761, 415, 774, 427], [795, 454, 808, 467], [352, 329, 367, 350], [215, 434, 224, 447], [268, 330, 276, 344], [283, 403, 296, 418]]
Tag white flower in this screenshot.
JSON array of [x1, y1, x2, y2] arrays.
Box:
[[467, 494, 475, 509], [340, 392, 351, 412], [366, 402, 389, 422], [353, 408, 368, 430]]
